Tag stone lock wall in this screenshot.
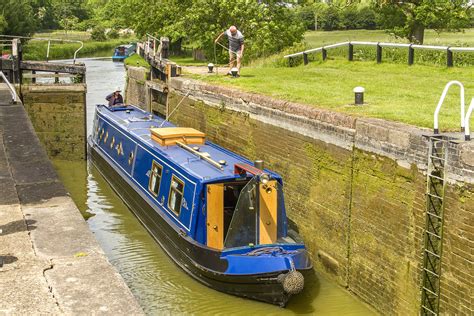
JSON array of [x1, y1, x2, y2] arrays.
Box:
[[125, 66, 149, 109], [127, 69, 473, 315], [21, 84, 87, 160]]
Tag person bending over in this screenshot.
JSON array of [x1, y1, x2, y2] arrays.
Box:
[[215, 26, 245, 76]]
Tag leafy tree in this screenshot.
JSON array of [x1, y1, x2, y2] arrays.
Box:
[[59, 16, 79, 36], [343, 6, 359, 29], [91, 26, 106, 41], [0, 0, 37, 36], [321, 5, 343, 30], [99, 0, 305, 61], [374, 0, 472, 44], [357, 6, 376, 29], [107, 28, 119, 39], [0, 15, 7, 34], [184, 0, 305, 60]]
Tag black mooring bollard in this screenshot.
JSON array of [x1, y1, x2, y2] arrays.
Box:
[[208, 63, 214, 73], [354, 87, 365, 105]]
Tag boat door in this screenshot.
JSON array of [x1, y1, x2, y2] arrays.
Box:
[[207, 176, 282, 249], [206, 184, 224, 249], [258, 180, 278, 244]]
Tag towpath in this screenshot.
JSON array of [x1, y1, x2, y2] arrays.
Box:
[[0, 83, 143, 314]]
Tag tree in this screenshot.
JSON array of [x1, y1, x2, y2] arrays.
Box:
[[0, 0, 37, 36], [0, 15, 7, 34], [374, 0, 472, 44], [59, 15, 79, 36], [184, 0, 305, 60], [99, 0, 305, 61]]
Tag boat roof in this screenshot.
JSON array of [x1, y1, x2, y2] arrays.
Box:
[[116, 44, 134, 49], [97, 104, 281, 183]]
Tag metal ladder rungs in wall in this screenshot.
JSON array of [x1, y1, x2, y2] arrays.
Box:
[[420, 136, 448, 316]]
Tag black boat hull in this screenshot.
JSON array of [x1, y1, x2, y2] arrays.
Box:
[[88, 140, 312, 306]]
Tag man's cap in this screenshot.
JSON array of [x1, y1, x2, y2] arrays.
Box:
[[115, 86, 122, 92]]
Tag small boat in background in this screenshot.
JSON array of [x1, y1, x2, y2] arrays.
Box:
[[112, 43, 136, 62], [87, 104, 313, 306]]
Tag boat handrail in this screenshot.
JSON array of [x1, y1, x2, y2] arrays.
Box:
[[176, 141, 224, 171], [0, 71, 19, 103], [434, 80, 465, 134]]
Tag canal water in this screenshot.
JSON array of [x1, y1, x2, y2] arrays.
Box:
[[53, 58, 375, 315]]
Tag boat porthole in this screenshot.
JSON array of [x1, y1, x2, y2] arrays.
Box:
[[110, 137, 115, 149], [128, 151, 134, 165]]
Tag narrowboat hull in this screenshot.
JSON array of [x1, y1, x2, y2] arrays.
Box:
[[88, 139, 312, 306]]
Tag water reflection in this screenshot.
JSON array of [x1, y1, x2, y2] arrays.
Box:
[[52, 58, 374, 315]]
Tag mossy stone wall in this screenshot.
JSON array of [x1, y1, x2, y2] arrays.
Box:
[[127, 72, 473, 315], [164, 92, 473, 315], [22, 84, 86, 160]]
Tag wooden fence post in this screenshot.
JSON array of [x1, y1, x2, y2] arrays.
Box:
[[348, 43, 354, 61], [408, 45, 415, 65], [376, 44, 382, 64], [322, 48, 327, 61], [303, 53, 308, 65], [447, 48, 453, 67]]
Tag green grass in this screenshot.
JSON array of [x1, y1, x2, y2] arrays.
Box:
[[23, 30, 137, 60], [304, 29, 474, 48], [170, 56, 207, 66], [33, 30, 93, 41], [124, 54, 150, 69], [191, 59, 473, 130]]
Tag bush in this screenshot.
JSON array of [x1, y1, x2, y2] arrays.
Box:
[[321, 6, 342, 31], [108, 28, 119, 39], [297, 6, 316, 30], [358, 7, 377, 30], [343, 7, 359, 30], [91, 26, 106, 41]]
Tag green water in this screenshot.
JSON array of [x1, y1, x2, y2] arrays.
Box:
[[53, 159, 375, 315], [50, 58, 375, 315]]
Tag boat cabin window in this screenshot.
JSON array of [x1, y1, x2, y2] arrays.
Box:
[[168, 175, 184, 215], [148, 161, 163, 196]]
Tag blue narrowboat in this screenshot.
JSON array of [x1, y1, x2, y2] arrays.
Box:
[[87, 104, 313, 306], [112, 44, 136, 62]]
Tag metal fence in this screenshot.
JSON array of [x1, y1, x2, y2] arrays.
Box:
[[284, 41, 474, 67], [0, 35, 83, 64]]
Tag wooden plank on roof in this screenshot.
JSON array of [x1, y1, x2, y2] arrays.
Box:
[[150, 127, 205, 146]]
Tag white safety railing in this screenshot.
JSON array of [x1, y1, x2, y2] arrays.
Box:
[[464, 98, 474, 141], [433, 81, 465, 134], [0, 35, 84, 64], [0, 70, 19, 103], [284, 41, 474, 58], [284, 41, 474, 67]]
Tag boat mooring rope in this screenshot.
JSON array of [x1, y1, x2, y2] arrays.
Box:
[[213, 41, 240, 74]]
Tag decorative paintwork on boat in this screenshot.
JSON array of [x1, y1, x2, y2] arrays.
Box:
[[87, 104, 313, 306]]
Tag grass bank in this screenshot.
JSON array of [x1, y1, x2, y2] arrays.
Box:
[[303, 29, 474, 48], [124, 54, 150, 68], [190, 60, 473, 130], [23, 30, 137, 60]]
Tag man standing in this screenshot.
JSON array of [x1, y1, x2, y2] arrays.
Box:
[[106, 87, 124, 106], [215, 26, 245, 76]]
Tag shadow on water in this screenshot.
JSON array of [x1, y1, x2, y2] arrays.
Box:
[[50, 58, 375, 315]]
